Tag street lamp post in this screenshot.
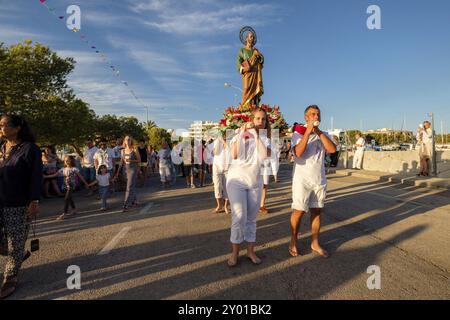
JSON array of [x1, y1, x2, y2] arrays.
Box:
[[224, 83, 242, 106], [224, 82, 243, 92]]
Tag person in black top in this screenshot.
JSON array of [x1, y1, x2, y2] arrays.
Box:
[[0, 115, 43, 299], [137, 139, 148, 187]]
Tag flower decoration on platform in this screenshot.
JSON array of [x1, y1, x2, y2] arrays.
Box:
[[219, 104, 289, 133]]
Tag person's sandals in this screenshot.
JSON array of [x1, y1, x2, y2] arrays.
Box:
[[311, 246, 329, 258], [0, 276, 18, 300], [259, 206, 269, 215], [214, 207, 224, 214]]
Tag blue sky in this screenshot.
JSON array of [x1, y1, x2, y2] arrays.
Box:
[[1, 0, 450, 133]]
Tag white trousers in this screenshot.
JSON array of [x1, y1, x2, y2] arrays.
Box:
[[270, 157, 279, 177], [226, 179, 263, 244], [213, 165, 228, 199], [353, 151, 364, 169], [159, 166, 171, 182]]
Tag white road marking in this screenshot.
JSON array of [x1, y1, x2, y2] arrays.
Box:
[[98, 227, 131, 255], [139, 202, 154, 215]]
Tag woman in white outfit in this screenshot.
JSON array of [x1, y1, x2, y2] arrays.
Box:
[[226, 108, 271, 267], [212, 134, 230, 213]]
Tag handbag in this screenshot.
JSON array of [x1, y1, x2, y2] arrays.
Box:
[[29, 216, 39, 252]]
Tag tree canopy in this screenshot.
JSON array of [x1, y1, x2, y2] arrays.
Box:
[[0, 40, 160, 152]]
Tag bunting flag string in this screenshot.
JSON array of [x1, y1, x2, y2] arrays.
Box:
[[37, 0, 166, 114]]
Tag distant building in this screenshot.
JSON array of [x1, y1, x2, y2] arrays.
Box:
[[364, 128, 413, 135], [188, 121, 219, 140]]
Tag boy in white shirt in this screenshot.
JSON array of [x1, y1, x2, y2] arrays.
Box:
[[289, 105, 336, 259]]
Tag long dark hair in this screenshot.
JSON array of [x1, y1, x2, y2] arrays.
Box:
[[2, 115, 36, 143]]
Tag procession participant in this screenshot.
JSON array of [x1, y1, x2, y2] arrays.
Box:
[[226, 108, 271, 267], [289, 105, 336, 258]]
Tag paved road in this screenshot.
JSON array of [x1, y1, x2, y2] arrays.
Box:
[[1, 163, 449, 300]]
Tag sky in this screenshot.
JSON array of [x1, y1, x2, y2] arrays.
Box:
[[1, 0, 450, 133]]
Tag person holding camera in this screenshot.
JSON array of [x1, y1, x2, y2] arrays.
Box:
[[0, 115, 43, 299]]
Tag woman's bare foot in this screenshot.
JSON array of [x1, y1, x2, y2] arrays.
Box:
[[246, 253, 262, 265], [227, 255, 238, 267], [214, 206, 224, 213]]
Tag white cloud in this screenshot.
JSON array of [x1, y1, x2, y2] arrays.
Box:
[[106, 35, 231, 92], [0, 25, 51, 45], [131, 1, 278, 35]]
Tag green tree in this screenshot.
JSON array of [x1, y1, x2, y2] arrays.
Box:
[[0, 40, 96, 151], [0, 40, 75, 113], [94, 115, 146, 143], [33, 97, 96, 154], [146, 127, 171, 150]]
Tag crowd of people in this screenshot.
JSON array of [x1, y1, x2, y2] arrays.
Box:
[[0, 109, 438, 298]]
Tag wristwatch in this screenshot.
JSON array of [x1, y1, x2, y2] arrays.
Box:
[[31, 200, 40, 204]]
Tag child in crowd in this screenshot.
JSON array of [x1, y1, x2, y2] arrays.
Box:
[[44, 155, 89, 221], [88, 164, 115, 211]]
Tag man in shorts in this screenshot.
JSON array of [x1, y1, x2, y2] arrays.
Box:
[[289, 105, 336, 258]]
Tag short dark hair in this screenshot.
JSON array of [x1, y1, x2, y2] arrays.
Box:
[[64, 155, 76, 168], [2, 114, 36, 143], [97, 164, 108, 175], [304, 105, 320, 115]]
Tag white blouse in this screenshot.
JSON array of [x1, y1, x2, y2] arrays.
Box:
[[227, 129, 271, 188]]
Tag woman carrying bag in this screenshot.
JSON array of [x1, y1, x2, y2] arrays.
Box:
[[0, 115, 43, 299]]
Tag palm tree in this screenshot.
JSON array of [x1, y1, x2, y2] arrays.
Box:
[[144, 120, 157, 131]]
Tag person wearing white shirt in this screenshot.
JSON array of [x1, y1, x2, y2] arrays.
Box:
[[259, 136, 281, 214], [417, 121, 433, 176], [93, 140, 114, 174], [352, 133, 366, 170], [82, 139, 98, 194], [289, 105, 336, 259], [212, 135, 230, 214], [226, 109, 272, 267], [157, 141, 172, 187]]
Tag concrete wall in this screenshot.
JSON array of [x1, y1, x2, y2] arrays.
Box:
[[339, 150, 450, 178]]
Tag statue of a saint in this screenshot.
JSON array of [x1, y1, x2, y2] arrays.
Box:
[[237, 27, 264, 107]]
